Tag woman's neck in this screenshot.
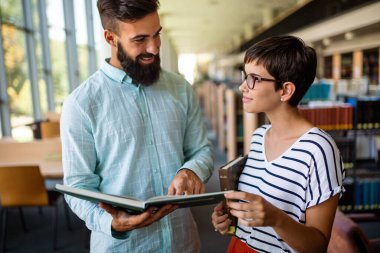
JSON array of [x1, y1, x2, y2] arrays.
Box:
[[266, 106, 313, 140]]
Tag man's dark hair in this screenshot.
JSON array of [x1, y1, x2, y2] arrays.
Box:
[[97, 0, 160, 33], [244, 35, 317, 106]]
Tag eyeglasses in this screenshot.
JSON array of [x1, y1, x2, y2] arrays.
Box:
[[241, 71, 283, 90]]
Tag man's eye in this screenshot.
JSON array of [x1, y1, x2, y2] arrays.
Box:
[[134, 38, 146, 43]]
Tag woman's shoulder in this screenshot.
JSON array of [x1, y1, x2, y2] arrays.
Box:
[[301, 127, 339, 151], [306, 127, 335, 141]]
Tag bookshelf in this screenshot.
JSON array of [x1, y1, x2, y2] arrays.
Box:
[[210, 83, 219, 135], [225, 89, 244, 161], [217, 84, 227, 151], [243, 112, 258, 155], [299, 97, 380, 213], [348, 96, 380, 213]]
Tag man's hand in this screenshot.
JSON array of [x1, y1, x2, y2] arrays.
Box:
[[168, 169, 205, 195], [99, 203, 177, 232]]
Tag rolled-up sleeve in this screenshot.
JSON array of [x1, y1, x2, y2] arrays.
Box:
[[181, 83, 213, 182]]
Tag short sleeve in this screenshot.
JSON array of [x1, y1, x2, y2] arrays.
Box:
[[305, 132, 345, 208]]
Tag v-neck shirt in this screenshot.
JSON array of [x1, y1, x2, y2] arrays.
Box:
[[236, 124, 345, 253], [262, 125, 317, 163]]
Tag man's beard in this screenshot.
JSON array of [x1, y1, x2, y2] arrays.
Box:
[[117, 42, 161, 86]]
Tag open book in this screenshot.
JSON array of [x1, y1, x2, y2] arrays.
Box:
[[56, 184, 231, 214]]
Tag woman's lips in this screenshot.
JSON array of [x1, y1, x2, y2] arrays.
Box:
[[242, 96, 252, 103]]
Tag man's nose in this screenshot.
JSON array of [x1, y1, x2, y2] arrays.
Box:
[[146, 38, 160, 55]]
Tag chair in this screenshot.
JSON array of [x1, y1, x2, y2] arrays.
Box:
[[44, 111, 61, 122], [0, 166, 68, 251], [40, 121, 60, 139], [327, 210, 380, 253]]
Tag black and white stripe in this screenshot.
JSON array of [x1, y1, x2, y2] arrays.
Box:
[[236, 125, 344, 252]]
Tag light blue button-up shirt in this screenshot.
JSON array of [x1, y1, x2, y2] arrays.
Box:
[[61, 60, 213, 253]]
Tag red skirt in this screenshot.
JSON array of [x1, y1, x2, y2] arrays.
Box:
[[227, 236, 257, 253]]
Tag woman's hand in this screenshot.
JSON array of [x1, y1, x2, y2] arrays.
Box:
[[225, 191, 280, 228], [211, 202, 232, 235]]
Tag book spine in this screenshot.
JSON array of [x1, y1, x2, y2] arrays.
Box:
[[218, 169, 237, 235]]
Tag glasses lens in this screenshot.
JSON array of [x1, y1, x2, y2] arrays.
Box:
[[246, 75, 254, 89], [241, 71, 245, 83]]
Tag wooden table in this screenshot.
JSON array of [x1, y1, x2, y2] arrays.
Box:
[[0, 138, 63, 179]]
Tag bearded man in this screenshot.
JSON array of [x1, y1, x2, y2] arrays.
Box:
[[60, 0, 213, 252]]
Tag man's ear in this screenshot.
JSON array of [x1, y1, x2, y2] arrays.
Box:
[[280, 82, 296, 102], [104, 29, 117, 47]]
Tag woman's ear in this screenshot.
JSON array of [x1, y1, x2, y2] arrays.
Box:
[[280, 82, 296, 102], [104, 29, 117, 47]]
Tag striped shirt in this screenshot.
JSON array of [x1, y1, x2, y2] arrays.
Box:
[[60, 60, 213, 253], [236, 125, 345, 253]]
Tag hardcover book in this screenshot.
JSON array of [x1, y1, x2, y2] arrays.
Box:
[[218, 155, 248, 235], [55, 184, 230, 214]]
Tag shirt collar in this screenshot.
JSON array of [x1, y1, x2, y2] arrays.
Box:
[[100, 59, 133, 85]]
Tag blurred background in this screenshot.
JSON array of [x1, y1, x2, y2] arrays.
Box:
[[1, 0, 379, 140]]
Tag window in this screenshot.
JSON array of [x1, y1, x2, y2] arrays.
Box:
[[1, 0, 34, 140], [363, 48, 379, 85], [1, 0, 97, 139], [324, 55, 333, 78], [341, 52, 353, 79], [46, 0, 69, 111]]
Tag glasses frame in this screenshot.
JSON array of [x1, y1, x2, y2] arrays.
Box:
[[241, 71, 283, 90]]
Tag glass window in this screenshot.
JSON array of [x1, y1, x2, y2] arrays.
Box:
[[1, 1, 34, 141], [31, 0, 49, 116], [46, 0, 69, 111], [74, 0, 89, 83], [341, 52, 353, 79], [0, 0, 23, 27], [363, 48, 379, 85], [324, 55, 333, 78]]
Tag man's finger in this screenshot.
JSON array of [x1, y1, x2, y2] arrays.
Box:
[[194, 182, 205, 194], [174, 183, 186, 195], [167, 184, 176, 195], [139, 205, 177, 227]]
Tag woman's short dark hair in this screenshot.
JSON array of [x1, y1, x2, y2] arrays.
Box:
[[97, 0, 160, 33], [244, 35, 317, 106]]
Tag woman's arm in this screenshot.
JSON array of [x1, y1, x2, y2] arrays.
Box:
[[226, 191, 339, 253]]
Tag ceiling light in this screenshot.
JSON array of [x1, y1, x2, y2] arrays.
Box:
[[322, 38, 331, 46], [344, 31, 354, 40]]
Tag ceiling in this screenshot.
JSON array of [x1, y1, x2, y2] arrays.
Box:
[[158, 0, 309, 55]]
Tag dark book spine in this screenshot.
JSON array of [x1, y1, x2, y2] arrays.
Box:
[[218, 156, 247, 235], [218, 169, 238, 235]]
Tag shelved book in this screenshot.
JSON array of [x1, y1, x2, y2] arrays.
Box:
[[298, 103, 353, 130], [354, 97, 380, 129], [218, 155, 248, 235], [55, 184, 231, 214]]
